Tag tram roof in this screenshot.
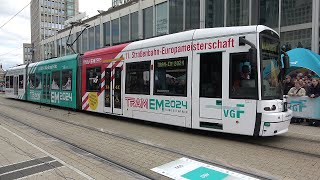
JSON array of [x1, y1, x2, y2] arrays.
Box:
[[29, 54, 79, 68], [83, 43, 129, 58], [193, 25, 274, 40], [7, 64, 27, 71], [83, 25, 274, 57]]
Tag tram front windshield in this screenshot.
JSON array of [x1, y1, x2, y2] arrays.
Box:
[[261, 33, 282, 100]]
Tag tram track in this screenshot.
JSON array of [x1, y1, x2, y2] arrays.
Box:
[[219, 132, 320, 159], [245, 139, 320, 158], [0, 111, 153, 180], [3, 100, 320, 164], [4, 101, 320, 162], [278, 133, 320, 144], [233, 122, 320, 156], [0, 102, 271, 180]]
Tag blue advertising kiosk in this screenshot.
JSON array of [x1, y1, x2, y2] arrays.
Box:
[[286, 48, 320, 122], [286, 48, 320, 76]]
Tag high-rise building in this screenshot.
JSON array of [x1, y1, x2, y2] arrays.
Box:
[[29, 0, 79, 62], [40, 0, 320, 60]]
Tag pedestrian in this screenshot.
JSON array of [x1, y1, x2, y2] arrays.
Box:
[[288, 81, 306, 96], [297, 73, 303, 80], [307, 77, 320, 98], [306, 78, 320, 126], [299, 79, 308, 90], [283, 75, 293, 95], [297, 42, 303, 48]]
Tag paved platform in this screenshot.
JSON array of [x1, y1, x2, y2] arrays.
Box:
[[0, 124, 89, 180], [0, 95, 320, 180], [0, 114, 157, 179]]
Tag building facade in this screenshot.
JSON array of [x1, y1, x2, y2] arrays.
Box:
[[112, 0, 134, 7], [29, 0, 79, 62], [23, 43, 33, 64], [39, 0, 320, 61]]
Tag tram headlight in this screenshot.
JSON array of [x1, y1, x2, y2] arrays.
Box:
[[264, 105, 276, 111], [264, 122, 271, 127]]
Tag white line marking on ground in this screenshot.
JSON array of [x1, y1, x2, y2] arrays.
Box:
[[0, 156, 47, 169], [0, 160, 57, 176], [0, 125, 94, 180], [16, 166, 63, 180]]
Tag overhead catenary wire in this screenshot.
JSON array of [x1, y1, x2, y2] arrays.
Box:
[[0, 1, 31, 30], [0, 2, 31, 60], [0, 47, 23, 57]]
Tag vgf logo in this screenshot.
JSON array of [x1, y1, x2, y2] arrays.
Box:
[[289, 100, 307, 112], [223, 104, 245, 119]]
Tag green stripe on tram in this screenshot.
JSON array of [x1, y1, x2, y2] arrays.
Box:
[[236, 104, 245, 107]]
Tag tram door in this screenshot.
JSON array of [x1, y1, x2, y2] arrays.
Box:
[[13, 76, 18, 95], [104, 67, 112, 113], [104, 61, 123, 115], [113, 63, 122, 115], [42, 73, 51, 103], [196, 52, 223, 125]]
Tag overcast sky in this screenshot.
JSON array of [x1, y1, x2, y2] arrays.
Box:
[[0, 0, 111, 70]]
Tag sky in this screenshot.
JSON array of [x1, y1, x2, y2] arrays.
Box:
[[0, 0, 111, 70]]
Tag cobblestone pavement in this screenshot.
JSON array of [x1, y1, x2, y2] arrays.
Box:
[[0, 96, 320, 180]]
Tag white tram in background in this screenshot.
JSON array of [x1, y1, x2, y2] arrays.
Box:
[[5, 65, 27, 99]]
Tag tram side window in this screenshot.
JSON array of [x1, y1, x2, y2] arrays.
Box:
[[52, 71, 61, 90], [5, 76, 10, 88], [62, 69, 72, 91], [230, 53, 257, 99], [9, 76, 13, 88], [86, 67, 101, 92], [19, 75, 24, 89], [200, 52, 222, 98], [126, 61, 150, 95], [35, 73, 42, 89], [154, 57, 188, 96], [29, 74, 35, 89]]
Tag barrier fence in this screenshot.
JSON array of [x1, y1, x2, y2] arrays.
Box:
[[287, 96, 320, 120]]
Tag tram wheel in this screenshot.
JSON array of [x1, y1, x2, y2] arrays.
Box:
[[291, 118, 297, 123], [314, 120, 320, 127], [298, 118, 304, 123], [308, 120, 314, 126]]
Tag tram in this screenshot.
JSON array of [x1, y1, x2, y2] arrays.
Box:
[[5, 25, 292, 136], [5, 64, 27, 99]]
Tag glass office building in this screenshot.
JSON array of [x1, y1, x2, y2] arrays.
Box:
[[29, 0, 79, 62], [39, 0, 320, 60]]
